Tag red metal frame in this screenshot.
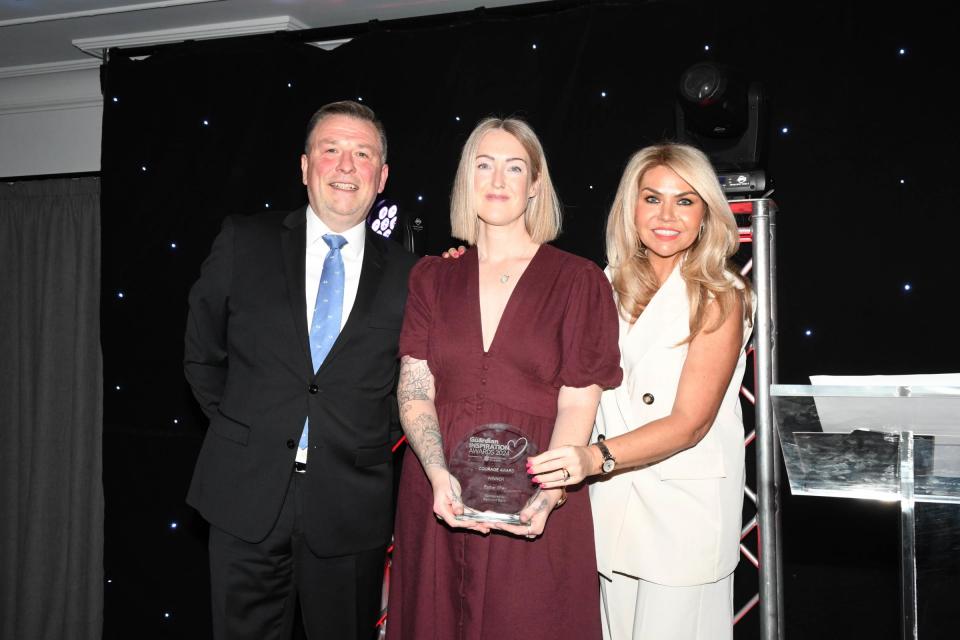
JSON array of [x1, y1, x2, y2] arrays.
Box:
[[734, 201, 761, 627]]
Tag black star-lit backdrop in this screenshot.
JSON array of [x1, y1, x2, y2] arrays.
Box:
[[99, 2, 960, 638]]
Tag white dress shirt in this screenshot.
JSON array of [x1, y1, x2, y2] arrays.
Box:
[[298, 206, 366, 464]]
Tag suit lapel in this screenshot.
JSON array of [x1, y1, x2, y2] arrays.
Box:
[[280, 207, 313, 372], [618, 264, 688, 366], [606, 264, 688, 432], [315, 229, 385, 375]]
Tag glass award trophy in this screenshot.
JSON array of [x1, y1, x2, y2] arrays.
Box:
[[448, 423, 540, 524]]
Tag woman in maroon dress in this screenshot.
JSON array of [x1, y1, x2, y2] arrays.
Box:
[[386, 117, 622, 640]]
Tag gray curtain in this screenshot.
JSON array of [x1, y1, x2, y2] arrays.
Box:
[[0, 177, 103, 640]]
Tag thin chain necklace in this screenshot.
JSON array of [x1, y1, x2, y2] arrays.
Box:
[[479, 246, 536, 285]]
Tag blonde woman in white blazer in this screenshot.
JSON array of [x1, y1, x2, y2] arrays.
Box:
[[527, 144, 754, 640]]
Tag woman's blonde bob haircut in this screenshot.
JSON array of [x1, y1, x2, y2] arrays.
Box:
[[606, 143, 752, 339], [450, 117, 561, 245]]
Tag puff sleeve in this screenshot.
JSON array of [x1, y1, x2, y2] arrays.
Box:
[[398, 256, 442, 361], [557, 262, 622, 390]]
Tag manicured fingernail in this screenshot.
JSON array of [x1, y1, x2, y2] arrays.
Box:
[[532, 477, 541, 484]]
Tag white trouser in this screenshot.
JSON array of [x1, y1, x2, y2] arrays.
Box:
[[599, 571, 734, 640]]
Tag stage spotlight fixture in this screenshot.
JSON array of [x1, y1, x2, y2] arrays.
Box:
[[676, 62, 768, 195], [367, 198, 420, 254]]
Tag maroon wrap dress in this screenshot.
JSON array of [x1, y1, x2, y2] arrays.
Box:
[[387, 244, 622, 640]]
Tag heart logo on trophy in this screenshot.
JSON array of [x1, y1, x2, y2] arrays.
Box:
[[505, 437, 528, 462]]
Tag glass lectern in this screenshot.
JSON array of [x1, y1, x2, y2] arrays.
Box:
[[771, 385, 960, 640]]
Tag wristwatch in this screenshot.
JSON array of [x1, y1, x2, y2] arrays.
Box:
[[595, 435, 616, 474]]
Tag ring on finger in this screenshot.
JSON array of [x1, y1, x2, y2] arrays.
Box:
[[526, 523, 535, 539], [561, 467, 571, 482]]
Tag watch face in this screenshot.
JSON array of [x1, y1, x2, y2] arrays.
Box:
[[602, 459, 615, 473]]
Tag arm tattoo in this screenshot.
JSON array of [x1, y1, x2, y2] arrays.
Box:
[[407, 414, 447, 470], [397, 357, 433, 405], [399, 357, 446, 471]]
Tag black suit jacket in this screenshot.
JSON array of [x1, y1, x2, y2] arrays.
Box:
[[185, 207, 417, 556]]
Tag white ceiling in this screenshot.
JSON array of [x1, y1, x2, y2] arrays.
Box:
[[0, 0, 541, 69]]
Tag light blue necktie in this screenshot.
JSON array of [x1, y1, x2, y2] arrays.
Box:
[[298, 233, 347, 452]]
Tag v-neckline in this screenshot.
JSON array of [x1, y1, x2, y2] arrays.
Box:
[[474, 244, 544, 354]]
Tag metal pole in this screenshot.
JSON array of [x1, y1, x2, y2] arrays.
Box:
[[899, 431, 918, 640], [752, 200, 783, 639], [766, 201, 786, 640]]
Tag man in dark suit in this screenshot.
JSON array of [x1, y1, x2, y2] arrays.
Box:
[[184, 100, 416, 640]]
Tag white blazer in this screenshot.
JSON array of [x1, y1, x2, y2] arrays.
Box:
[[591, 265, 753, 587]]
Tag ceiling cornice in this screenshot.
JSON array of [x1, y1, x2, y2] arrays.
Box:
[[0, 59, 101, 79], [0, 0, 223, 28], [72, 15, 308, 59]]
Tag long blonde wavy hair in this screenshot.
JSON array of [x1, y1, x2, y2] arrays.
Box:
[[606, 143, 752, 340]]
